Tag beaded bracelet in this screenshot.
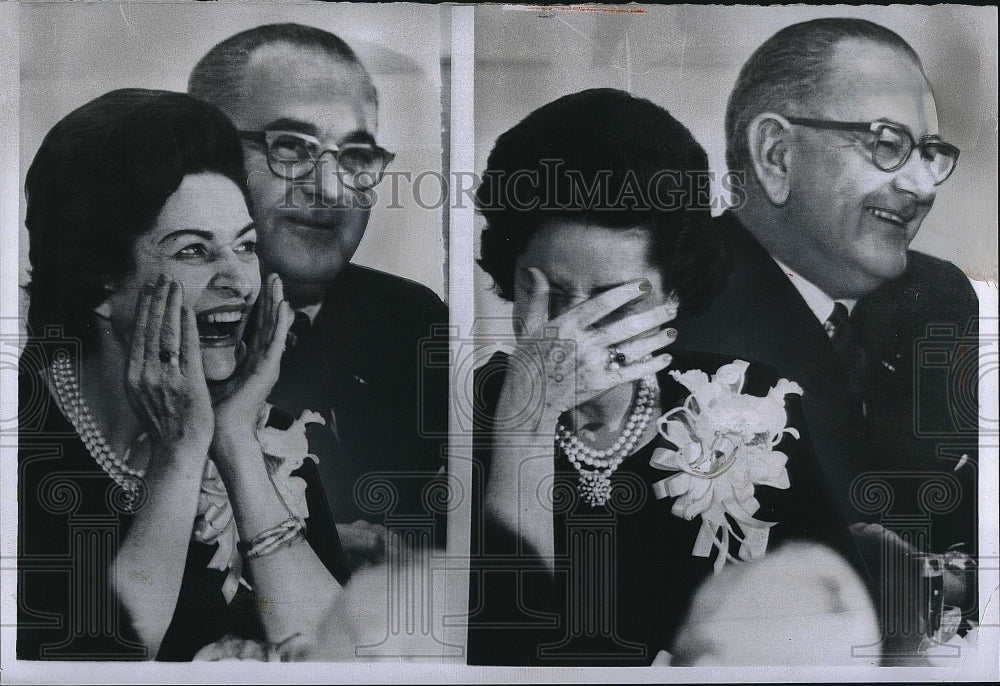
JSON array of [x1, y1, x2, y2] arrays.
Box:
[[237, 517, 305, 559]]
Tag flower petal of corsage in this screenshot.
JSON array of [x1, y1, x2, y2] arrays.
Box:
[[679, 479, 714, 520], [738, 523, 772, 562], [650, 445, 684, 472], [669, 368, 713, 399], [650, 359, 802, 574], [712, 360, 750, 393], [256, 406, 326, 522], [755, 451, 791, 490]]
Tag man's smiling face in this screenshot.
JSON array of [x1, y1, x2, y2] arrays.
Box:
[[781, 39, 941, 299], [225, 43, 378, 287]]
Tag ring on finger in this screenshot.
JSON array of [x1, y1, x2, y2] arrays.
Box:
[[607, 345, 627, 371], [159, 349, 180, 365]]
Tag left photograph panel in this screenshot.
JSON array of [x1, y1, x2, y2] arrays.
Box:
[[8, 2, 458, 666]]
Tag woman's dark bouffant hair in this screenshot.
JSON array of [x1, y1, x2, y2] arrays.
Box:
[[25, 88, 249, 347], [477, 88, 728, 313]]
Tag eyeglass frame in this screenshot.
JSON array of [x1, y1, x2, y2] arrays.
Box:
[[238, 129, 397, 190], [783, 116, 960, 185]]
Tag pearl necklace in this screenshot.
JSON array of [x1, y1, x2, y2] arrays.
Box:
[[48, 352, 144, 507], [556, 375, 658, 507]]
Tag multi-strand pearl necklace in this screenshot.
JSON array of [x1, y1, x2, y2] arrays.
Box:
[[48, 352, 144, 507], [556, 375, 658, 507]]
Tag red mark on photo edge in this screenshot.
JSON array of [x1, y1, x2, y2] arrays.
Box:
[[515, 5, 647, 15]]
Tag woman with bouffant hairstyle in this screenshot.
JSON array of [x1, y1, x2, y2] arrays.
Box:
[[19, 89, 346, 661]]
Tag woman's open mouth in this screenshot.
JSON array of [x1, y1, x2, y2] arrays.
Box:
[[196, 306, 246, 348]]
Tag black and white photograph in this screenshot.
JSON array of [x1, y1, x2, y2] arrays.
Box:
[[467, 2, 997, 675], [3, 1, 459, 675], [1, 1, 997, 682]]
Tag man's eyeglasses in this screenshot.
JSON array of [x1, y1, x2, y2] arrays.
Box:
[[238, 130, 396, 190], [784, 117, 960, 185]]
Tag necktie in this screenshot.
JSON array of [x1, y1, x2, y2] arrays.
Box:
[[286, 310, 312, 350], [825, 302, 868, 408]]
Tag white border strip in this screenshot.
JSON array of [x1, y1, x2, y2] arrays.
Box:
[[444, 3, 476, 662], [0, 0, 22, 674]]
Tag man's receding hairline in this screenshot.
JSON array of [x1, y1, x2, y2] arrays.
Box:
[[236, 40, 378, 106], [809, 37, 931, 114], [245, 39, 359, 66], [828, 35, 927, 76]]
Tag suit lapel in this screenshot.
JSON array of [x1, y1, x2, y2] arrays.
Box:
[[678, 213, 845, 398], [675, 213, 869, 508]]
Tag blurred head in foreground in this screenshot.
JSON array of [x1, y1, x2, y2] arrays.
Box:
[[665, 542, 880, 665], [307, 545, 448, 661]]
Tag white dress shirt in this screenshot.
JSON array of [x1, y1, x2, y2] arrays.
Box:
[[772, 258, 857, 327]]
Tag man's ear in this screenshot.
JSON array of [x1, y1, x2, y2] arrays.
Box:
[[747, 112, 792, 206]]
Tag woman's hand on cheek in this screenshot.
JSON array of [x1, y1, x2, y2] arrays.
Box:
[[125, 275, 214, 459], [504, 267, 677, 426], [211, 273, 294, 459]]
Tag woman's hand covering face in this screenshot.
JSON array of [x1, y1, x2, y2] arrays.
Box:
[[126, 274, 215, 455], [124, 271, 292, 470], [210, 273, 294, 461], [507, 267, 678, 419]]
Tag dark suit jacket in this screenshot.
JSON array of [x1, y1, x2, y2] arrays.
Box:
[[267, 264, 450, 544], [675, 211, 979, 574]]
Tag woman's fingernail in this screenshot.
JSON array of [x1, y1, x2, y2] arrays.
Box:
[[638, 279, 652, 293], [665, 327, 678, 339], [662, 353, 673, 367]]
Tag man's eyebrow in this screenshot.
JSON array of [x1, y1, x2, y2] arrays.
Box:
[[340, 130, 378, 146], [260, 119, 377, 147], [261, 118, 319, 136]]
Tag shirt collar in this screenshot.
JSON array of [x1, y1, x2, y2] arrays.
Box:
[[298, 302, 322, 325], [772, 257, 857, 324]]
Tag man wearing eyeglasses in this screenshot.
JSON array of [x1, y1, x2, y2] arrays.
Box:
[[189, 24, 448, 573], [677, 17, 978, 658]]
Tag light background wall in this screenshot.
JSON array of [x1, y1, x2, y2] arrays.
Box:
[[17, 2, 446, 315], [473, 4, 998, 337]]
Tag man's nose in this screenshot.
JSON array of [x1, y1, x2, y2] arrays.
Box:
[[306, 152, 352, 207], [892, 151, 938, 202]]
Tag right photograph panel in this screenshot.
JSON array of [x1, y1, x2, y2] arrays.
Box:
[[466, 4, 996, 670]]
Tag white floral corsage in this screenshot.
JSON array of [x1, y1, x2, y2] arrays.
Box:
[[192, 405, 325, 602], [649, 360, 803, 573]]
